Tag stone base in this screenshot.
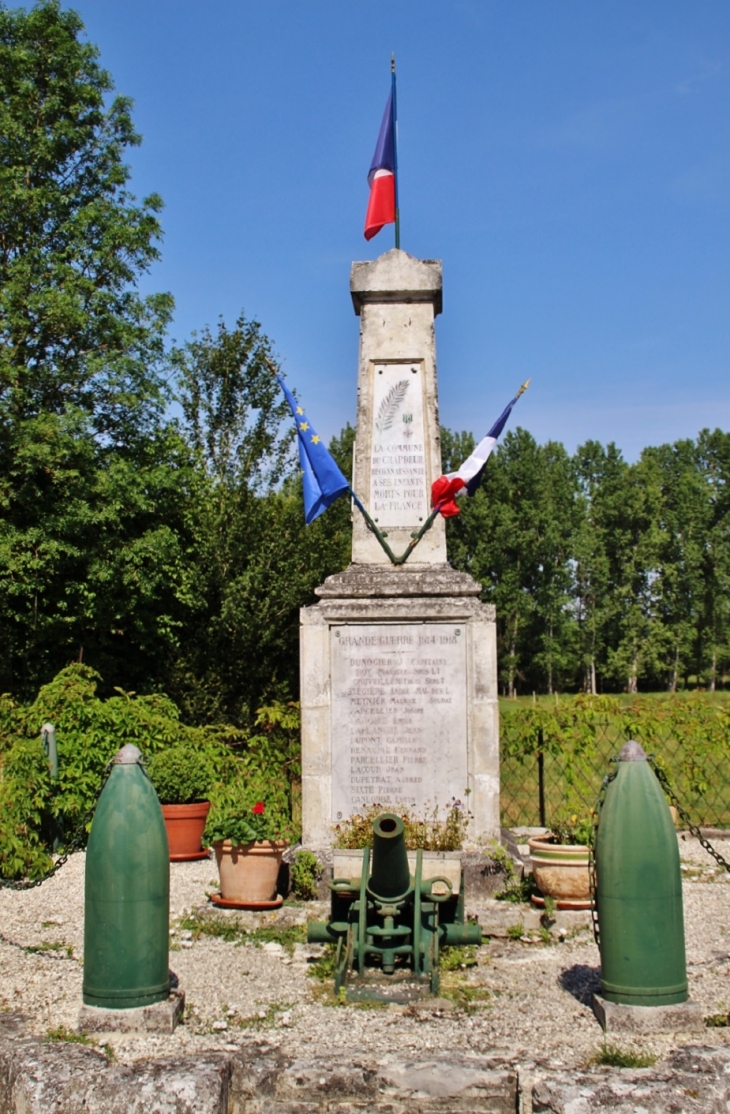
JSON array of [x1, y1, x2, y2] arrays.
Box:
[[78, 989, 185, 1034], [300, 590, 499, 848], [592, 993, 704, 1034]]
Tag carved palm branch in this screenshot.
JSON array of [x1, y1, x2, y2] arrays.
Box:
[[375, 379, 409, 434]]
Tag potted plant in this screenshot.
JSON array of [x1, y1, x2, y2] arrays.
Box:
[[528, 811, 593, 910], [203, 770, 297, 907], [147, 746, 213, 861]]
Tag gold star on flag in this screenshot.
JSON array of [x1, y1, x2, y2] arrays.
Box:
[[296, 407, 304, 415], [299, 422, 309, 431], [311, 435, 321, 444]]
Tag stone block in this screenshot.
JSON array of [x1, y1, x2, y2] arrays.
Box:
[[592, 993, 705, 1034], [228, 1051, 517, 1113], [78, 989, 185, 1034], [531, 1045, 730, 1113], [0, 1016, 229, 1114]]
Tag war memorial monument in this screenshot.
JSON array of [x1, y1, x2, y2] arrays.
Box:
[[300, 249, 500, 849]]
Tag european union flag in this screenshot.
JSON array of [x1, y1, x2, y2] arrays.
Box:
[[277, 375, 350, 524]]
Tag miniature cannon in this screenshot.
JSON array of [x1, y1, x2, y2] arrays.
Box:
[[307, 812, 481, 997]]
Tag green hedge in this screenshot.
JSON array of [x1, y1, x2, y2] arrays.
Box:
[[500, 693, 730, 829], [0, 665, 246, 878]]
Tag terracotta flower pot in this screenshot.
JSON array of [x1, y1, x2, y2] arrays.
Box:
[[528, 836, 591, 909], [161, 802, 211, 861], [213, 840, 287, 903]]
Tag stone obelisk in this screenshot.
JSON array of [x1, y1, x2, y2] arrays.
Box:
[[300, 249, 499, 849]]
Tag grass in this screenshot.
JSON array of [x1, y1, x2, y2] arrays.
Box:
[[439, 971, 490, 1010], [591, 1042, 657, 1068], [307, 943, 339, 982], [506, 923, 525, 941], [175, 911, 306, 955], [440, 945, 478, 971], [47, 1025, 93, 1045], [47, 1025, 115, 1060], [705, 1011, 729, 1027], [234, 1001, 293, 1030], [24, 940, 74, 959]]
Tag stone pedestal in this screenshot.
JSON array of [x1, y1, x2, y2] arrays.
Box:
[[591, 994, 704, 1035], [300, 250, 499, 849]]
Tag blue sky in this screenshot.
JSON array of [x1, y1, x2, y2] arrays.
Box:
[[72, 1, 730, 460]]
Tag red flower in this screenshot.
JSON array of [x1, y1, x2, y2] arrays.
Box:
[[252, 802, 265, 815]]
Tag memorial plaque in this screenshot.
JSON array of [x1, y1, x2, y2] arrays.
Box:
[[369, 361, 429, 529], [331, 622, 468, 820]]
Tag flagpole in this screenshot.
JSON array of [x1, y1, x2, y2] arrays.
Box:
[[391, 53, 400, 250]]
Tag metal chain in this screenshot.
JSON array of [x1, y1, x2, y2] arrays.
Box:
[[0, 757, 115, 891], [588, 758, 618, 947], [648, 757, 730, 875]]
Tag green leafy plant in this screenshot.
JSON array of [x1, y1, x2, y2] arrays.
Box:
[[204, 768, 298, 845], [506, 923, 524, 940], [489, 840, 537, 903], [333, 798, 471, 851], [547, 810, 595, 846], [147, 746, 213, 804], [541, 894, 557, 919], [0, 665, 238, 878], [290, 850, 321, 900]]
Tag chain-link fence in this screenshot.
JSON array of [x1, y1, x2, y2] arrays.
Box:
[[499, 703, 730, 831]]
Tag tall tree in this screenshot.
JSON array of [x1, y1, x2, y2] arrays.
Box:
[[573, 442, 627, 693], [0, 0, 181, 697], [696, 429, 730, 690], [642, 440, 708, 690]]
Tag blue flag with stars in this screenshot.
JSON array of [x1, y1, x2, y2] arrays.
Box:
[[276, 375, 350, 524]]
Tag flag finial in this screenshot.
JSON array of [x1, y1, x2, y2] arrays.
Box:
[[516, 378, 531, 399], [391, 53, 396, 73]]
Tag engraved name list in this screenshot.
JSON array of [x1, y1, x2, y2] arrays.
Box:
[[330, 623, 468, 820]]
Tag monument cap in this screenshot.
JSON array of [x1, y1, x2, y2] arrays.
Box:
[[350, 249, 442, 316]]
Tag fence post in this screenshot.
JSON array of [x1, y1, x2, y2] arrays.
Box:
[[537, 728, 546, 828], [41, 723, 60, 851]]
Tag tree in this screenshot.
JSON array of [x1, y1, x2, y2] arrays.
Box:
[[573, 442, 627, 693], [642, 440, 708, 690], [0, 0, 181, 698], [697, 429, 730, 690], [0, 0, 172, 437], [169, 316, 351, 723]]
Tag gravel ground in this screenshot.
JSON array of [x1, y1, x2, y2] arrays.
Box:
[[0, 835, 729, 1072]]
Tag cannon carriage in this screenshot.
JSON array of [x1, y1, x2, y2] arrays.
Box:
[[308, 812, 481, 998]]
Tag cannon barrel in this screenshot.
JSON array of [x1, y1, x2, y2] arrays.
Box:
[[369, 813, 411, 900]]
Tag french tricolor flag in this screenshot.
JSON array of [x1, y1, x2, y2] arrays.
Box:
[[364, 88, 396, 241], [431, 383, 530, 517]]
